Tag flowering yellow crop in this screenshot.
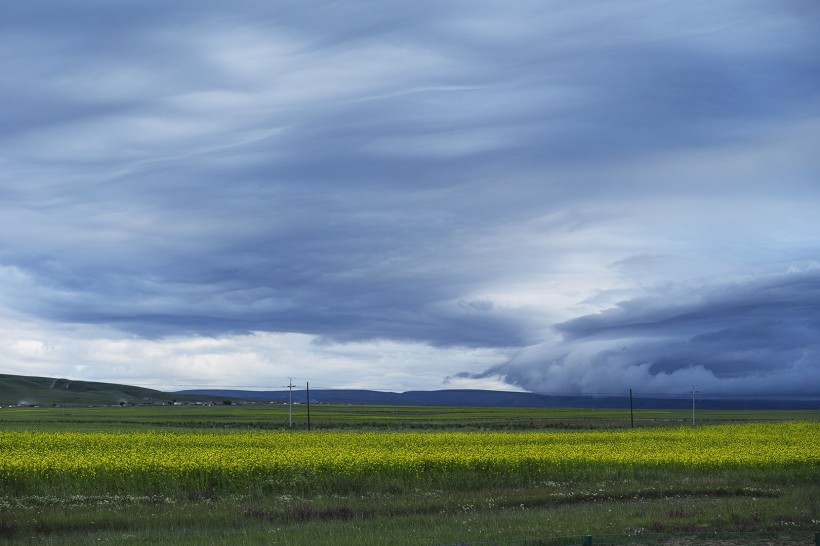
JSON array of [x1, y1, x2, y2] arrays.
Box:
[[0, 422, 816, 495]]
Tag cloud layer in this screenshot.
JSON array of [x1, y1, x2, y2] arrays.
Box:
[[474, 267, 820, 395], [1, 0, 818, 394]]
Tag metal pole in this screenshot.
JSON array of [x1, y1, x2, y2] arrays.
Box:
[[629, 388, 634, 428], [691, 385, 697, 426], [306, 381, 311, 432], [288, 377, 294, 428]]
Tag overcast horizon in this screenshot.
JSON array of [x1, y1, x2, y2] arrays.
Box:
[[2, 1, 819, 396]]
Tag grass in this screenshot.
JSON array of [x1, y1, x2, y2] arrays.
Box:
[[0, 374, 199, 407], [1, 481, 816, 545], [0, 406, 817, 545], [1, 403, 816, 432]]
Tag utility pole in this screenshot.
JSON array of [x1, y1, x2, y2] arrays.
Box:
[[629, 388, 634, 428], [691, 385, 698, 425], [288, 377, 295, 428], [306, 382, 311, 432]]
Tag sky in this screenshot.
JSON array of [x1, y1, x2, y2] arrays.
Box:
[[1, 0, 819, 396]]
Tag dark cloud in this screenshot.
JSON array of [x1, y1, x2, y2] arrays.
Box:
[[478, 269, 820, 394], [557, 271, 820, 340], [1, 174, 529, 346]]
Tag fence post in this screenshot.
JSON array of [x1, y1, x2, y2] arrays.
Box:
[[582, 534, 592, 546]]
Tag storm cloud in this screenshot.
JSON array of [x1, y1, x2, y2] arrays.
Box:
[[475, 268, 820, 395], [1, 0, 818, 393]]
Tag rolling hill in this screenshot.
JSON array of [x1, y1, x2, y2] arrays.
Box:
[[0, 374, 189, 406]]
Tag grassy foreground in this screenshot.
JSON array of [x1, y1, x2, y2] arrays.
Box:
[[0, 406, 817, 545]]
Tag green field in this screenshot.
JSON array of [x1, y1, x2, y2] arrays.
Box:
[[0, 405, 817, 545], [1, 402, 816, 431]]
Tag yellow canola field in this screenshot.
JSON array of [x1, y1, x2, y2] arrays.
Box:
[[0, 422, 817, 493]]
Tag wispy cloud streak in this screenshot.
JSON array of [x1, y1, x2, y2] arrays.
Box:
[[0, 0, 818, 392]]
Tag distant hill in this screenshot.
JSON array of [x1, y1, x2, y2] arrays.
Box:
[[177, 387, 820, 410], [0, 374, 194, 406], [1, 374, 815, 409]]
